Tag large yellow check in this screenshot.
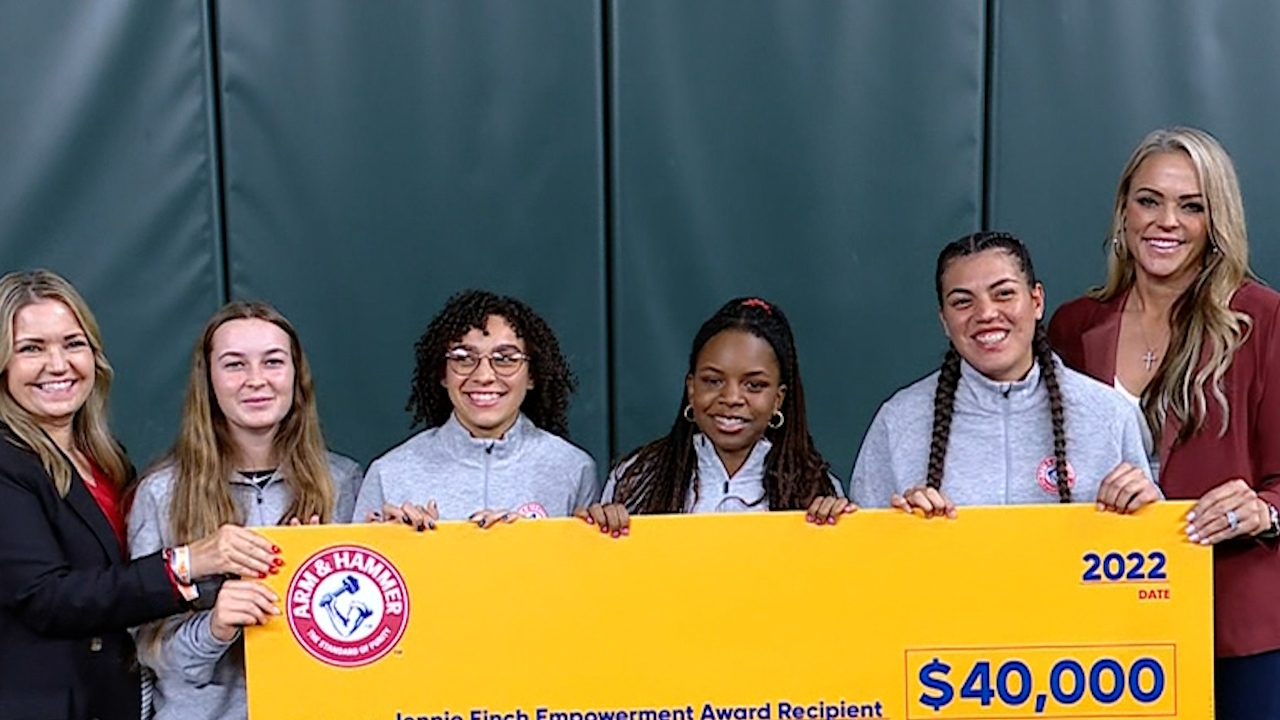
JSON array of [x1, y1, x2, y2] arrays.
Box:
[[246, 503, 1212, 720]]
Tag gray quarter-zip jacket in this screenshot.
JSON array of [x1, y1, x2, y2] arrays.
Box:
[[126, 453, 362, 720], [602, 434, 843, 511], [352, 412, 598, 522], [850, 356, 1155, 507]]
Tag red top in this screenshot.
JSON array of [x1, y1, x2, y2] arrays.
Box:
[[1049, 281, 1280, 657], [84, 460, 126, 553]]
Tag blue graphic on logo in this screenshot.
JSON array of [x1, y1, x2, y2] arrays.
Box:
[[318, 574, 375, 638]]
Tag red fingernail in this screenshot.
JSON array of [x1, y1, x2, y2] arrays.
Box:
[[269, 566, 279, 575], [621, 527, 630, 536], [258, 571, 267, 579], [611, 530, 620, 539], [600, 525, 608, 533], [272, 557, 284, 567], [586, 516, 594, 524], [827, 517, 836, 525], [271, 545, 281, 554]]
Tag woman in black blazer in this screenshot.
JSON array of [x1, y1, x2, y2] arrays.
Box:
[[0, 270, 280, 720]]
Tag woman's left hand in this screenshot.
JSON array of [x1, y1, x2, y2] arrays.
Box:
[[1186, 478, 1270, 544], [806, 496, 858, 525], [1095, 462, 1161, 514]]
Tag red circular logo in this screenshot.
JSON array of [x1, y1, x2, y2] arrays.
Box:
[[286, 544, 410, 667], [1036, 456, 1077, 494]]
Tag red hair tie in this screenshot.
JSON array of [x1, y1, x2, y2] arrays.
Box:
[[741, 298, 772, 314]]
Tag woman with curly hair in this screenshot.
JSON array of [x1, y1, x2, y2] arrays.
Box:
[[127, 300, 361, 720], [1049, 127, 1280, 719], [581, 297, 847, 536], [353, 289, 597, 528]]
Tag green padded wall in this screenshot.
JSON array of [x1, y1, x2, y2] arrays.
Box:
[[608, 0, 986, 480], [988, 0, 1280, 308], [0, 0, 223, 465], [214, 0, 609, 470], [6, 0, 1280, 486]]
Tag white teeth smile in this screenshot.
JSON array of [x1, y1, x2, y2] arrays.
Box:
[[712, 416, 747, 431], [975, 330, 1008, 346], [38, 380, 74, 392], [468, 392, 502, 402], [1146, 238, 1184, 250]]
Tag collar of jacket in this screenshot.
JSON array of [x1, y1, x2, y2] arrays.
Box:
[[956, 355, 1049, 413], [439, 411, 531, 464], [693, 433, 771, 494]]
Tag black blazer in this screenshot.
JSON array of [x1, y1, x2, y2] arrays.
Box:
[[0, 426, 185, 720]]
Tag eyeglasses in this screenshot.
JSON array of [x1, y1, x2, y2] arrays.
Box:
[[444, 348, 529, 377]]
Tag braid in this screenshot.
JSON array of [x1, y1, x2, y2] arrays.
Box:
[[936, 230, 1071, 500], [762, 338, 833, 510], [925, 348, 962, 489], [610, 402, 698, 514], [1034, 324, 1071, 502]]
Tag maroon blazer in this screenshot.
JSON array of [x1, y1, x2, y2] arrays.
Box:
[[1049, 281, 1280, 657]]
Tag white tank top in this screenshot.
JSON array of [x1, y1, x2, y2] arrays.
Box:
[[1114, 378, 1160, 480]]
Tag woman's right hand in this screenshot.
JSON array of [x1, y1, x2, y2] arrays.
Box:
[[209, 579, 280, 642], [576, 503, 630, 538], [891, 486, 957, 519], [188, 524, 280, 580], [367, 500, 438, 531]]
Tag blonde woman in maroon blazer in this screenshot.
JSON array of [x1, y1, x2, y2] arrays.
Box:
[[1049, 126, 1280, 720]]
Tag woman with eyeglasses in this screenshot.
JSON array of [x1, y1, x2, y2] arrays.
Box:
[[352, 289, 598, 528]]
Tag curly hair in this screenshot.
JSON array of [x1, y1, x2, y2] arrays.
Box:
[[408, 290, 575, 438], [609, 297, 832, 513]]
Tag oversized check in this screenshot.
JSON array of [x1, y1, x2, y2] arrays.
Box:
[[245, 502, 1212, 720]]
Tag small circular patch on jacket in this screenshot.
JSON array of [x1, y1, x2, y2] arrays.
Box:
[[1036, 456, 1077, 494], [514, 502, 550, 519], [287, 544, 409, 667]]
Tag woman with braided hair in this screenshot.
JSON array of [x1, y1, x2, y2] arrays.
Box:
[[353, 289, 597, 528], [580, 297, 848, 536], [848, 232, 1158, 517]]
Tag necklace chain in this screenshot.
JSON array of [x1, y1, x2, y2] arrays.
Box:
[[1132, 298, 1165, 371]]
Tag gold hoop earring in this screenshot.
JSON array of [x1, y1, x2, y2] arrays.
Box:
[[769, 410, 784, 429], [683, 404, 694, 422]]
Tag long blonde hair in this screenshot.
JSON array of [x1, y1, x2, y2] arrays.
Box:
[[165, 301, 333, 543], [0, 269, 129, 495], [1092, 127, 1254, 442]]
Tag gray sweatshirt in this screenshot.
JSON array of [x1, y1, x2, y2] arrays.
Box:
[[352, 412, 598, 522], [127, 453, 362, 720], [601, 434, 843, 511], [850, 356, 1155, 507]]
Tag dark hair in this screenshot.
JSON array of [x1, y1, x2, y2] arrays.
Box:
[[928, 232, 1070, 502], [408, 289, 575, 437], [609, 297, 831, 512]]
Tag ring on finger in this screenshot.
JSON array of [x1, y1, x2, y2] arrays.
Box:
[[1227, 509, 1240, 531]]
